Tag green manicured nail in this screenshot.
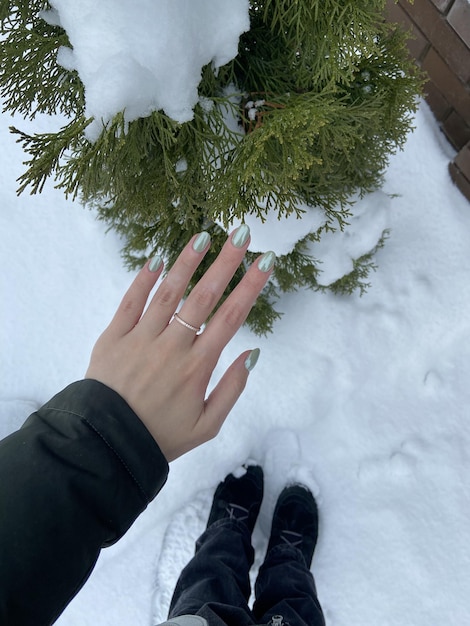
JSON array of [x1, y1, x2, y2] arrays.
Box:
[[245, 348, 261, 372], [193, 231, 211, 253], [257, 251, 276, 272], [149, 255, 163, 272], [232, 224, 250, 248]]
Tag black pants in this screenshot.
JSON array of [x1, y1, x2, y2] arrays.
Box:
[[168, 518, 325, 626]]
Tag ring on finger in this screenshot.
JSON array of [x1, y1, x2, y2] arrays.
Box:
[[172, 312, 202, 334]]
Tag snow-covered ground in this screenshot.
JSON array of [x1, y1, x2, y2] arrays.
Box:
[[2, 19, 470, 615]]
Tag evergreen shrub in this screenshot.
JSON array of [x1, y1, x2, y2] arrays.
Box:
[[0, 0, 422, 334]]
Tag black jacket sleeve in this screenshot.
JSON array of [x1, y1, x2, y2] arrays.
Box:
[[0, 379, 169, 625]]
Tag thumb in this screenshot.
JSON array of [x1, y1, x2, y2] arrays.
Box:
[[199, 349, 261, 440]]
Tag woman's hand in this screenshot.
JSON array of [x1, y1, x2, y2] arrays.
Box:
[[85, 227, 275, 462]]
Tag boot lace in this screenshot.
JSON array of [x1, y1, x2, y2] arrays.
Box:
[[280, 529, 302, 548], [226, 503, 249, 522]]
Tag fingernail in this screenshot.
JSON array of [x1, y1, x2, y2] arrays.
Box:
[[193, 231, 211, 253], [257, 251, 276, 272], [245, 348, 261, 372], [231, 224, 250, 248], [149, 255, 163, 272]]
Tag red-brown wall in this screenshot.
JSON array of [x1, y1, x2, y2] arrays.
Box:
[[385, 0, 470, 202]]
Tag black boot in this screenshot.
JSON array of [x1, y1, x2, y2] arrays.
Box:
[[267, 484, 318, 567], [207, 465, 264, 534]]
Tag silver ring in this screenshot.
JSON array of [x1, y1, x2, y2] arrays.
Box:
[[173, 312, 201, 333]]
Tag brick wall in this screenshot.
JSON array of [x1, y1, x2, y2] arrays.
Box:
[[385, 0, 470, 202]]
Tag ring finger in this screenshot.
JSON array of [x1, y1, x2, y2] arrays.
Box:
[[139, 231, 212, 335], [167, 224, 251, 340]]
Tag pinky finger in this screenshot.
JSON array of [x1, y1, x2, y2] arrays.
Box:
[[107, 256, 164, 337], [198, 349, 261, 440]]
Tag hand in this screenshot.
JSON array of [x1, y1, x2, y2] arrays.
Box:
[[85, 227, 275, 462]]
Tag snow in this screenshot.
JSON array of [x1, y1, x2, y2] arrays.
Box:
[[2, 99, 470, 626], [40, 1, 391, 267], [228, 200, 327, 258], [45, 0, 250, 140], [2, 14, 470, 614], [228, 188, 391, 280]]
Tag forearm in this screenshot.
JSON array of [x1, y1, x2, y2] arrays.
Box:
[[0, 380, 169, 625]]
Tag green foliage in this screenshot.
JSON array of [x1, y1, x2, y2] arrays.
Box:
[[0, 0, 423, 334], [321, 230, 389, 297], [0, 0, 83, 118]]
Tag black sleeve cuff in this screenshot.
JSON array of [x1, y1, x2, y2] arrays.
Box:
[[0, 379, 170, 624], [40, 379, 169, 504]]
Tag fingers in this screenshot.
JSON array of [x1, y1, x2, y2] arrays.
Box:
[[117, 228, 273, 347], [142, 225, 251, 338], [139, 231, 212, 335], [106, 256, 164, 337], [172, 225, 251, 338], [201, 250, 275, 352]]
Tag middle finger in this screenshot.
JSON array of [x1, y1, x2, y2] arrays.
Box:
[[168, 224, 251, 340]]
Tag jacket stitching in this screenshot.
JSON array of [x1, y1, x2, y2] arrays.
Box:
[[82, 417, 149, 501], [44, 407, 149, 502]]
